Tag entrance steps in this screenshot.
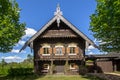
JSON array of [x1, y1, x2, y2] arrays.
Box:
[[54, 73, 64, 75]]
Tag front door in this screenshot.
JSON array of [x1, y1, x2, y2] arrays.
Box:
[[56, 65, 64, 73], [54, 61, 65, 74]]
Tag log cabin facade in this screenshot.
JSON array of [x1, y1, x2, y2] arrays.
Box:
[[20, 5, 97, 75]]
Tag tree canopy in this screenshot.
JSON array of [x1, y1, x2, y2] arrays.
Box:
[[0, 0, 25, 53], [90, 0, 120, 52]]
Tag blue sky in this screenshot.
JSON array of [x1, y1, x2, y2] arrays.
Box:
[[0, 0, 103, 63]]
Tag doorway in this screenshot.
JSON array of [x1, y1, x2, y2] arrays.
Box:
[[54, 61, 65, 74]]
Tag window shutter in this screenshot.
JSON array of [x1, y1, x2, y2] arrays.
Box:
[[67, 47, 70, 53], [75, 47, 79, 54], [53, 48, 56, 54], [62, 47, 65, 54], [40, 48, 43, 54], [49, 48, 52, 54]]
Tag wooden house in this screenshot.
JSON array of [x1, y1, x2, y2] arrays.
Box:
[[86, 52, 120, 73], [20, 5, 97, 75]]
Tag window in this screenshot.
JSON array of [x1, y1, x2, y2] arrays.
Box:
[[70, 63, 75, 69], [43, 48, 49, 54], [43, 64, 49, 69], [56, 47, 63, 54], [70, 47, 75, 53]]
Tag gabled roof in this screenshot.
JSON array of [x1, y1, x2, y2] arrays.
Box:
[[86, 52, 120, 60], [20, 5, 97, 52]]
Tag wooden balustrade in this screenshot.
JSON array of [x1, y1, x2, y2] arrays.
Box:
[[39, 53, 82, 60]]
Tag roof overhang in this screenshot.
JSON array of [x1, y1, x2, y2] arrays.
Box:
[[20, 14, 98, 52]]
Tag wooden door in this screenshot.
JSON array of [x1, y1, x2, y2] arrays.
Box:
[[56, 65, 64, 73], [54, 61, 65, 74]]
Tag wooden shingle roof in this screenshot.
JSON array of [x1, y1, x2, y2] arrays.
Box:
[[86, 52, 120, 59], [20, 6, 97, 52]]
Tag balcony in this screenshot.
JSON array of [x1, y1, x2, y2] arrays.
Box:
[[39, 53, 82, 60]]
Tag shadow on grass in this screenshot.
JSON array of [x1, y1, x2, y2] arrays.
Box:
[[86, 73, 120, 80], [81, 74, 105, 80]]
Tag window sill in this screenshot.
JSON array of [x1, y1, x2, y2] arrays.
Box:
[[70, 68, 76, 70], [42, 54, 50, 56], [68, 53, 77, 55], [55, 54, 64, 55]]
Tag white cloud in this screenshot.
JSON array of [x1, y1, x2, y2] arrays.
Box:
[[11, 49, 19, 53], [88, 45, 95, 50], [22, 27, 37, 39], [1, 55, 23, 63], [3, 55, 22, 60], [88, 52, 94, 55], [14, 27, 36, 47], [18, 40, 25, 46], [11, 49, 26, 53]]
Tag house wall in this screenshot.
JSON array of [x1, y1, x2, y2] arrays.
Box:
[[114, 59, 120, 71], [33, 37, 86, 74], [39, 44, 80, 55], [96, 60, 113, 72], [37, 60, 81, 75], [34, 38, 85, 60]]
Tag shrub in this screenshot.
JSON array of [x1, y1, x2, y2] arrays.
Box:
[[8, 67, 33, 76], [79, 65, 88, 75]]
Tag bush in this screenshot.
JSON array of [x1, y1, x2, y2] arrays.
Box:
[[8, 67, 33, 76], [0, 65, 10, 75], [79, 66, 88, 75]]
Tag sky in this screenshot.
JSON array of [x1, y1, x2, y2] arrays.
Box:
[[0, 0, 104, 63]]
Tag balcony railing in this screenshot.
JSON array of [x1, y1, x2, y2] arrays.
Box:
[[39, 53, 82, 60]]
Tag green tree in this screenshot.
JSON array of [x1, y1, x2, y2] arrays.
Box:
[[27, 54, 33, 62], [23, 54, 33, 63], [0, 0, 25, 53], [1, 59, 7, 67], [90, 0, 120, 52]]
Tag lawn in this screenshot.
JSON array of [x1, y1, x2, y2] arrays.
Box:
[[0, 74, 104, 80], [0, 63, 104, 80]]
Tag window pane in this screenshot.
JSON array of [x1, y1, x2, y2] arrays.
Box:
[[44, 48, 49, 54], [56, 47, 62, 54], [70, 47, 75, 53]]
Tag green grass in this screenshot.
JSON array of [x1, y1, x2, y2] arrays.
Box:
[[0, 64, 104, 80], [0, 74, 104, 80]]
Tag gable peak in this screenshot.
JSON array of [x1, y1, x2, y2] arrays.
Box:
[[54, 4, 63, 16]]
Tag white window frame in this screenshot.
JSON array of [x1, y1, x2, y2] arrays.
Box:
[[70, 63, 76, 69], [55, 45, 64, 55], [43, 64, 49, 70], [42, 44, 50, 55], [68, 43, 77, 55]]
